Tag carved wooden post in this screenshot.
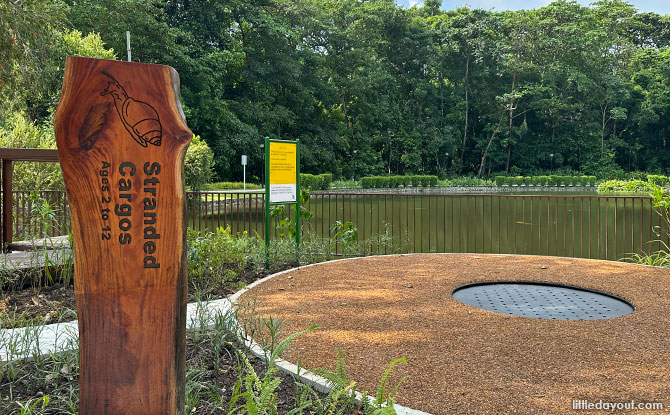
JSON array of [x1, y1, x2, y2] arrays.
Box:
[[54, 57, 191, 414]]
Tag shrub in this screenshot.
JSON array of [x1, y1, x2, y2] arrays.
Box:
[[361, 177, 373, 188], [205, 182, 262, 190], [321, 173, 333, 189], [378, 176, 390, 188], [301, 173, 335, 190], [597, 179, 655, 193], [410, 176, 421, 186], [647, 174, 669, 187], [187, 227, 252, 293], [429, 175, 438, 186], [0, 112, 64, 190], [185, 134, 215, 192], [495, 176, 506, 186]]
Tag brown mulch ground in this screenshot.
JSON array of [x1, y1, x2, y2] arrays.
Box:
[[0, 284, 76, 328], [239, 254, 670, 415]]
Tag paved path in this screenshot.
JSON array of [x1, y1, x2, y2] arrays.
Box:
[[0, 298, 232, 362], [2, 236, 71, 271]]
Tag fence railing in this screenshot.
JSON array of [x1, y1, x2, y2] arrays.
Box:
[[4, 190, 667, 262]]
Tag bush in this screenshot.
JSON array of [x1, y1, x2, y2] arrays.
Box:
[[358, 174, 439, 188], [185, 134, 215, 192], [187, 227, 252, 293], [300, 173, 333, 191], [0, 112, 64, 190], [647, 174, 669, 187], [597, 179, 655, 193], [205, 182, 262, 190], [300, 173, 317, 191], [495, 176, 506, 186], [321, 173, 333, 189]]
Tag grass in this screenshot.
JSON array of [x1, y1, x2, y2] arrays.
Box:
[[1, 226, 406, 413], [3, 186, 670, 412], [0, 298, 407, 415]]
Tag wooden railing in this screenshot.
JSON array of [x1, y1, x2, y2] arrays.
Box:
[[0, 148, 60, 250]]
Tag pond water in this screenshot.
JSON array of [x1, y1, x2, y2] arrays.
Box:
[[190, 191, 666, 261]]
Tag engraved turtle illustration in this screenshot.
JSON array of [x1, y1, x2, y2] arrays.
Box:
[[100, 71, 162, 147]]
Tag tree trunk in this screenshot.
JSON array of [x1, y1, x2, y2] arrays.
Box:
[[601, 103, 609, 154], [505, 69, 517, 174], [340, 86, 349, 129], [459, 55, 470, 172], [478, 117, 504, 178]]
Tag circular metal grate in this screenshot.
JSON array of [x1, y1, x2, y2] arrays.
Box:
[[452, 282, 634, 320]]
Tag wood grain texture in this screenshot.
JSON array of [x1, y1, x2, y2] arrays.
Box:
[[54, 56, 191, 415]]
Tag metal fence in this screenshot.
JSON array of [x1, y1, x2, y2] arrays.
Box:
[[4, 190, 667, 261]]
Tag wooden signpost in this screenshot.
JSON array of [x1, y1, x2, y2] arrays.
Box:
[[54, 57, 192, 414]]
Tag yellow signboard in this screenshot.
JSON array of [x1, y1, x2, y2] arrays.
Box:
[[269, 141, 297, 202]]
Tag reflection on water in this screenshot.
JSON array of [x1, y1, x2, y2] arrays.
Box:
[[189, 192, 667, 261]]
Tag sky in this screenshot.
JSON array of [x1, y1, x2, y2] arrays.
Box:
[[397, 0, 670, 15]]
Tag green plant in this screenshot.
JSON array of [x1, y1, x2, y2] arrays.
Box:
[[15, 396, 51, 415], [647, 174, 669, 187], [227, 325, 317, 415], [184, 134, 215, 192], [626, 186, 670, 267], [331, 179, 360, 189], [361, 177, 373, 188], [187, 226, 253, 295], [205, 182, 263, 190], [307, 351, 406, 415], [269, 190, 313, 238], [330, 220, 358, 248], [597, 179, 655, 193], [624, 244, 670, 267]]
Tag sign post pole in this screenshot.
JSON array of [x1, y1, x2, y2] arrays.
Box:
[[54, 57, 191, 415], [264, 137, 300, 270], [241, 154, 247, 192], [264, 137, 270, 269], [295, 140, 301, 264]]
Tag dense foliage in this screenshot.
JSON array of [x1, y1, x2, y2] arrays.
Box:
[[3, 0, 670, 182]]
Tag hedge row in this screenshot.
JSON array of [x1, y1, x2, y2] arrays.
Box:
[[204, 181, 262, 190], [646, 174, 670, 186], [361, 175, 439, 188], [300, 173, 333, 191], [494, 175, 596, 187], [597, 179, 656, 193]]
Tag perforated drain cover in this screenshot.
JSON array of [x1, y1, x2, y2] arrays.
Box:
[[452, 282, 634, 320]]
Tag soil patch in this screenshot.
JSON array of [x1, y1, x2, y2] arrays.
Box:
[[0, 264, 293, 328], [239, 254, 670, 415], [0, 284, 76, 328]]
